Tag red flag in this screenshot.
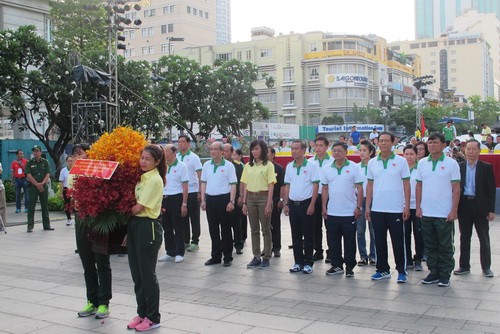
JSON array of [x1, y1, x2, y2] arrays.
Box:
[[421, 115, 427, 138]]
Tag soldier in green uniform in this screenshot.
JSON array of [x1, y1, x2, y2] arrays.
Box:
[[25, 145, 52, 232]]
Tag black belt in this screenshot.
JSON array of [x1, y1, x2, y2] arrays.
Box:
[[463, 195, 476, 200], [289, 198, 311, 206], [163, 194, 182, 199]]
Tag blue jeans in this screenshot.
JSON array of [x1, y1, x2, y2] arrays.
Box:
[[356, 198, 376, 261], [15, 178, 29, 210]]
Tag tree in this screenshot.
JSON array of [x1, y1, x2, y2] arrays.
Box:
[[467, 95, 499, 129], [322, 115, 344, 125], [208, 59, 269, 137], [351, 104, 385, 124], [0, 26, 74, 173]]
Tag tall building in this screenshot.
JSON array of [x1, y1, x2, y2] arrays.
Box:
[[177, 29, 420, 126], [389, 33, 494, 99], [415, 0, 500, 38], [123, 0, 232, 62], [216, 0, 230, 44]]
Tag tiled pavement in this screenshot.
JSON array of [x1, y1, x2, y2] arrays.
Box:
[[0, 207, 499, 334]]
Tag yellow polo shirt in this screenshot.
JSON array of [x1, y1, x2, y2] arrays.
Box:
[[240, 161, 276, 192], [135, 168, 164, 219]]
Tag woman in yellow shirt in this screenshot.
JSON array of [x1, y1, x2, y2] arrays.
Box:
[[127, 144, 166, 332], [241, 140, 276, 269]]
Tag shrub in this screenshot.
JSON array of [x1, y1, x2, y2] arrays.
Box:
[[3, 180, 15, 202], [48, 188, 65, 212]]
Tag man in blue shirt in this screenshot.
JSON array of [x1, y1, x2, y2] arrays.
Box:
[[349, 126, 361, 145]]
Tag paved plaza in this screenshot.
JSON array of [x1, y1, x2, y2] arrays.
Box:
[[0, 204, 499, 334]]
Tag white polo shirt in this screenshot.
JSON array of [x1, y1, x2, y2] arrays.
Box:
[[59, 167, 70, 188], [308, 153, 333, 195], [416, 153, 460, 218], [358, 161, 369, 197], [164, 159, 189, 195], [177, 149, 202, 193], [409, 165, 418, 209], [322, 159, 363, 216], [201, 158, 237, 196], [367, 153, 410, 213], [284, 159, 321, 201]]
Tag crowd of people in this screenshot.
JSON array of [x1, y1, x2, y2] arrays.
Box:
[[3, 127, 496, 331]]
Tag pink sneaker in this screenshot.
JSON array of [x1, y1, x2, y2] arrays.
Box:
[[135, 317, 160, 332], [127, 315, 143, 329]]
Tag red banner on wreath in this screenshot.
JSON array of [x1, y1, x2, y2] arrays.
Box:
[[69, 159, 119, 180]]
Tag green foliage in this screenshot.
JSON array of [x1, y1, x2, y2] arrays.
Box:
[[48, 194, 65, 211], [467, 95, 499, 129], [351, 104, 385, 124], [322, 116, 344, 125], [3, 180, 15, 203]]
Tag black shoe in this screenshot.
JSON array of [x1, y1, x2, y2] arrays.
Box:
[[483, 268, 494, 277], [27, 229, 33, 233], [325, 258, 331, 264], [453, 267, 470, 275], [313, 252, 324, 261], [369, 259, 376, 266], [288, 244, 293, 249], [274, 250, 281, 258], [437, 278, 450, 287], [43, 227, 54, 231], [75, 249, 79, 253], [345, 267, 354, 277], [421, 273, 439, 284], [236, 249, 243, 255], [357, 258, 368, 266], [223, 260, 232, 267], [204, 258, 221, 266]]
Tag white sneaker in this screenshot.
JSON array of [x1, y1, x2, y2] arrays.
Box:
[[158, 254, 174, 262], [175, 255, 184, 263], [66, 219, 72, 226]]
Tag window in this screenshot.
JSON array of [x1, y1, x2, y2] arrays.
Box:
[[199, 10, 203, 17], [144, 9, 155, 17], [310, 43, 318, 52], [326, 41, 343, 50], [430, 52, 436, 56], [216, 53, 232, 61], [283, 67, 294, 83], [129, 30, 135, 39], [344, 41, 356, 49], [205, 12, 209, 19], [161, 44, 169, 53], [308, 90, 320, 104], [187, 6, 191, 13], [391, 45, 400, 51], [44, 18, 53, 42], [141, 46, 154, 55], [124, 48, 135, 58], [428, 41, 438, 47], [431, 70, 436, 74], [246, 50, 252, 60], [163, 5, 175, 14], [450, 50, 456, 55], [467, 38, 477, 44], [283, 91, 295, 106], [451, 59, 456, 64], [126, 12, 137, 19], [328, 88, 366, 99], [451, 77, 456, 82], [193, 8, 197, 15], [261, 48, 273, 57], [258, 93, 277, 103], [142, 27, 153, 37], [308, 67, 319, 80], [161, 24, 174, 34], [410, 43, 420, 49], [451, 68, 456, 73]]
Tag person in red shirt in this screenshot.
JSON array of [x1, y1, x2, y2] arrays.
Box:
[[10, 149, 29, 213]]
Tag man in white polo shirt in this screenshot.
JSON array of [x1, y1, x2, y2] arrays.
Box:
[[308, 135, 333, 263], [284, 140, 320, 274], [366, 132, 410, 283], [177, 135, 203, 252], [200, 142, 237, 267], [416, 132, 460, 287], [159, 144, 189, 263], [322, 142, 364, 277]]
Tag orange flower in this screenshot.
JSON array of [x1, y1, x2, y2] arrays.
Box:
[[88, 126, 147, 168]]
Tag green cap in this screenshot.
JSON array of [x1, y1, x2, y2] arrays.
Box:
[[32, 145, 42, 151]]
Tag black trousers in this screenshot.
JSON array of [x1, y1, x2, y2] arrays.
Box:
[[404, 209, 424, 264], [183, 192, 201, 245], [270, 197, 282, 251], [127, 216, 163, 324], [312, 195, 324, 255], [289, 198, 314, 267], [458, 198, 491, 270], [161, 194, 185, 256], [326, 215, 357, 269], [229, 203, 243, 250], [371, 211, 406, 274], [62, 187, 72, 220], [75, 219, 112, 307], [206, 193, 233, 261]]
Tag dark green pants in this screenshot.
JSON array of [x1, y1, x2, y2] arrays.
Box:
[[421, 216, 455, 279], [75, 219, 112, 307], [128, 216, 163, 323], [27, 184, 50, 230]]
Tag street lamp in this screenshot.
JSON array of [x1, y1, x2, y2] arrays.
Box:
[[167, 37, 184, 55]]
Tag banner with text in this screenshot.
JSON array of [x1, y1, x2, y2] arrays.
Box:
[[242, 122, 300, 139], [325, 73, 369, 88], [70, 159, 119, 180], [317, 124, 384, 133]]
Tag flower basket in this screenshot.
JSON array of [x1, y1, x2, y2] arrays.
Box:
[[71, 127, 147, 238]]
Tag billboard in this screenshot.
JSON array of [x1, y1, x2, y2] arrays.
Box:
[[325, 73, 369, 88], [317, 124, 384, 133]]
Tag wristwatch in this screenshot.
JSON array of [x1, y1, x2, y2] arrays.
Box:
[[230, 200, 235, 204], [279, 198, 284, 202], [182, 203, 188, 207]]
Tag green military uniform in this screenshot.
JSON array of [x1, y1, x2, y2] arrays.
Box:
[[25, 153, 51, 231]]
